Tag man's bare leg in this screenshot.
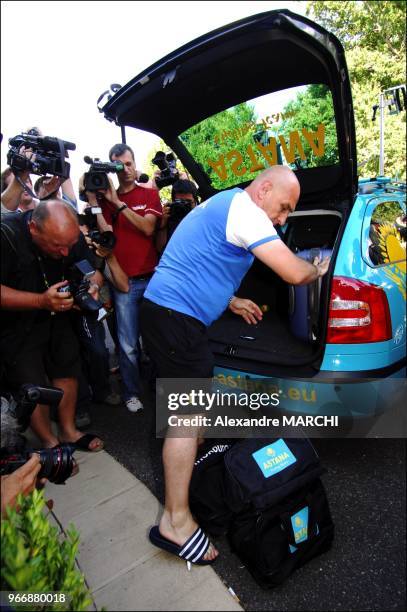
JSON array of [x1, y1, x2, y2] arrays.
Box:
[[158, 435, 218, 561], [30, 404, 60, 448], [55, 377, 103, 451]]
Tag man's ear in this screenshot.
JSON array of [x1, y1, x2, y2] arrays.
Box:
[[259, 179, 273, 200], [28, 220, 38, 237]]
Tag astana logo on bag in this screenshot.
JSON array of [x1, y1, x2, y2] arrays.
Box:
[[291, 507, 309, 544], [288, 507, 320, 554], [252, 439, 297, 478]]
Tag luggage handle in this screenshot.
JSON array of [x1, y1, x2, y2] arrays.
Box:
[[288, 285, 296, 316]]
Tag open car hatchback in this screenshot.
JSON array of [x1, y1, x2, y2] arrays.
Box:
[[101, 10, 406, 429]]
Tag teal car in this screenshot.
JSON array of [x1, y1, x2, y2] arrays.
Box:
[[100, 10, 406, 429]]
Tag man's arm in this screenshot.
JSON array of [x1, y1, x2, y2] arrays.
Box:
[[252, 240, 330, 285], [104, 254, 129, 292], [1, 454, 42, 517], [61, 177, 77, 208], [96, 212, 113, 232], [0, 173, 29, 212], [102, 179, 159, 237], [92, 243, 129, 292], [1, 281, 74, 311]]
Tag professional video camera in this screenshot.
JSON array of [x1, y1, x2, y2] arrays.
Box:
[[58, 259, 105, 313], [152, 151, 179, 189], [0, 384, 76, 484], [7, 131, 76, 180], [79, 208, 117, 250], [82, 156, 124, 193]]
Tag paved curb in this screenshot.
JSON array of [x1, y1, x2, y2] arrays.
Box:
[[46, 449, 243, 611]]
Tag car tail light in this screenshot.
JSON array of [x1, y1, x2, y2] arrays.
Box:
[[327, 277, 392, 343]]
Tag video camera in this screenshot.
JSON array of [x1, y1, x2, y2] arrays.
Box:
[[7, 131, 76, 180], [0, 384, 76, 484], [152, 151, 179, 189], [58, 259, 105, 313], [82, 156, 124, 193]]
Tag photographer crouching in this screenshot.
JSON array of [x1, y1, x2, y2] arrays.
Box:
[[0, 200, 104, 453]]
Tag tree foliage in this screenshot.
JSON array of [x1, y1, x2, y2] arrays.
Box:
[[180, 103, 258, 189], [306, 1, 406, 179], [279, 84, 339, 168]]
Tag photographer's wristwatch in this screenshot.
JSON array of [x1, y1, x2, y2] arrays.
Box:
[[117, 204, 127, 214]]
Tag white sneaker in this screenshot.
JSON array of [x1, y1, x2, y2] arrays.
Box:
[[126, 396, 144, 413]]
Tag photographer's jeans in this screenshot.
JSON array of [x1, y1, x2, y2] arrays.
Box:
[[113, 278, 149, 401]]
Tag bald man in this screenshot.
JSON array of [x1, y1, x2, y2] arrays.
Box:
[[1, 200, 104, 452], [140, 166, 330, 566]]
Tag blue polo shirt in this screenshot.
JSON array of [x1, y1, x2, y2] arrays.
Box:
[[145, 188, 280, 326]]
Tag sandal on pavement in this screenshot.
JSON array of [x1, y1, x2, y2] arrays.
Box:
[[70, 433, 104, 452], [149, 525, 216, 567]]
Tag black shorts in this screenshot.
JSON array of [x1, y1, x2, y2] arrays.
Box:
[[4, 314, 81, 388], [140, 298, 214, 379]]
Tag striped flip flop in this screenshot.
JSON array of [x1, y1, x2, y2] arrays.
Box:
[[149, 525, 216, 567]]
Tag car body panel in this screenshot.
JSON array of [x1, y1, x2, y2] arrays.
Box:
[[213, 179, 405, 421]]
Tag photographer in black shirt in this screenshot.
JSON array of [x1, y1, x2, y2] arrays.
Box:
[[0, 200, 104, 452], [156, 179, 199, 253]]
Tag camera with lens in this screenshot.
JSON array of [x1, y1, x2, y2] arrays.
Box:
[[0, 384, 76, 485], [88, 229, 117, 250], [79, 208, 117, 250], [167, 198, 194, 223], [81, 156, 124, 196], [7, 131, 76, 180], [152, 151, 179, 189], [58, 259, 104, 313]]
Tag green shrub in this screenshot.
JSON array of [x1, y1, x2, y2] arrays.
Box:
[[1, 488, 92, 611]]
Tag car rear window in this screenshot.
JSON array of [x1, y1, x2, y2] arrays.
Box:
[[369, 200, 406, 266], [179, 84, 339, 191]]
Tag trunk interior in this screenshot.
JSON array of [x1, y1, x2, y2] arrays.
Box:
[[208, 210, 343, 374]]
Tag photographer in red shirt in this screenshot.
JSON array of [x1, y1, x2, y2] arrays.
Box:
[[98, 144, 162, 413]]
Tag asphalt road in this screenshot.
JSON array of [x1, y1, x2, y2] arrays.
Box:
[[87, 370, 406, 612]]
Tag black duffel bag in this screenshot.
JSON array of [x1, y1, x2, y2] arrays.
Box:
[[190, 437, 334, 587]]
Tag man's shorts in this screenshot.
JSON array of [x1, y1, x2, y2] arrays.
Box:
[[4, 314, 81, 388], [140, 298, 214, 418], [140, 298, 214, 378]]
